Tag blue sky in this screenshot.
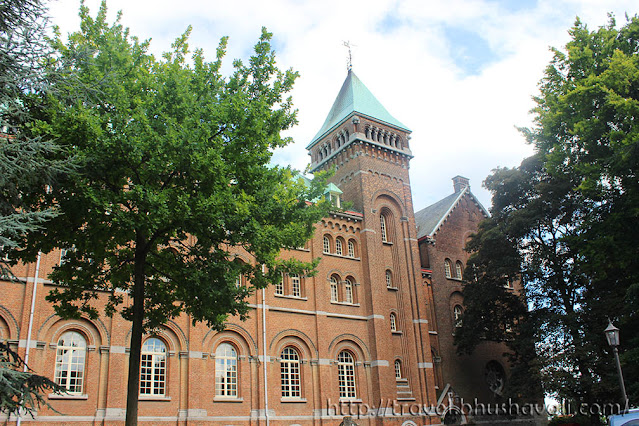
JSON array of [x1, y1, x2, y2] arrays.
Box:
[[49, 0, 637, 211]]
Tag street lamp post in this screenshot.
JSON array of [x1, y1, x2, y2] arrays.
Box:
[[605, 320, 629, 414]]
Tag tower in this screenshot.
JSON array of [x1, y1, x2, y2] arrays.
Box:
[[308, 70, 438, 415]]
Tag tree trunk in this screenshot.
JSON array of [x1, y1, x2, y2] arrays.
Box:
[[125, 233, 147, 426]]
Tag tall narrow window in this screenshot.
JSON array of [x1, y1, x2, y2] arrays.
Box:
[[455, 261, 463, 279], [347, 240, 355, 258], [54, 331, 86, 394], [275, 276, 284, 295], [215, 343, 238, 397], [290, 274, 301, 298], [385, 270, 393, 288], [380, 214, 388, 242], [59, 248, 70, 265], [330, 276, 339, 302], [444, 259, 452, 278], [395, 360, 402, 379], [390, 313, 398, 332], [337, 351, 356, 399], [281, 347, 301, 398], [323, 236, 330, 254], [335, 238, 343, 256], [453, 305, 463, 328], [344, 279, 353, 304], [140, 337, 167, 396], [235, 274, 242, 288]]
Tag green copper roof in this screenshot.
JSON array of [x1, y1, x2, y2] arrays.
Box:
[[308, 71, 410, 148], [324, 183, 343, 194]]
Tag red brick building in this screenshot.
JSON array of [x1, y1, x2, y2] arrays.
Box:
[[415, 176, 513, 422], [0, 71, 506, 425]]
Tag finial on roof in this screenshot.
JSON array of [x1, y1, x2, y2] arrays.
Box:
[[343, 40, 355, 72]]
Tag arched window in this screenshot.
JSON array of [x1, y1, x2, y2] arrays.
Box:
[[215, 343, 238, 397], [347, 240, 355, 258], [323, 236, 331, 254], [390, 313, 398, 332], [485, 361, 506, 395], [335, 238, 343, 256], [140, 337, 167, 396], [290, 273, 301, 298], [394, 360, 402, 379], [385, 270, 393, 288], [455, 261, 463, 279], [444, 259, 453, 278], [344, 278, 353, 304], [54, 331, 86, 394], [281, 347, 301, 398], [330, 275, 339, 302], [337, 351, 356, 399], [453, 305, 463, 328], [380, 214, 388, 243]]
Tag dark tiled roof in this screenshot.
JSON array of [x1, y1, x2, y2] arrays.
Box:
[[414, 191, 464, 240]]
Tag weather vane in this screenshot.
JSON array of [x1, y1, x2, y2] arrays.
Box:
[[343, 41, 356, 72]]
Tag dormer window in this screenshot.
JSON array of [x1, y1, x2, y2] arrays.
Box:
[[324, 183, 343, 208]]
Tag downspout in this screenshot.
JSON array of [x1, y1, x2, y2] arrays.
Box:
[[17, 251, 42, 426], [261, 265, 270, 426]]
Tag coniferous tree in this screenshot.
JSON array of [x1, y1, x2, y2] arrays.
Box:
[[0, 0, 72, 274], [0, 0, 69, 416]]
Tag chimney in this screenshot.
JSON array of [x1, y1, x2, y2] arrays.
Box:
[[452, 175, 470, 193]]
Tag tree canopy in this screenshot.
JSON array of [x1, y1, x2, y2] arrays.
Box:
[[20, 2, 330, 424], [0, 0, 72, 276], [455, 14, 639, 414]]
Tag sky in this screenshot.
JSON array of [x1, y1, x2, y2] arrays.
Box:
[[47, 0, 637, 211]]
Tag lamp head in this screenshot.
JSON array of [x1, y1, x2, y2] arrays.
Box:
[[604, 321, 620, 347]]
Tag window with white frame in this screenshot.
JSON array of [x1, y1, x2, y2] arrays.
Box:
[[395, 360, 402, 379], [344, 279, 353, 304], [380, 214, 388, 243], [215, 343, 238, 397], [390, 313, 398, 332], [330, 276, 339, 302], [280, 347, 301, 398], [455, 261, 463, 279], [453, 305, 463, 328], [335, 238, 343, 256], [59, 247, 73, 265], [444, 259, 453, 278], [337, 351, 356, 399], [347, 240, 355, 258], [290, 273, 301, 298], [275, 277, 284, 295], [140, 337, 167, 396], [323, 236, 331, 254], [54, 331, 86, 394], [385, 270, 393, 288]]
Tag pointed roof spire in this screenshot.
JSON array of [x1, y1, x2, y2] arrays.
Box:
[[307, 71, 410, 148]]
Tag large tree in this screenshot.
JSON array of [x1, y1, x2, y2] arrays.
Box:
[[456, 14, 639, 417], [20, 3, 329, 424], [0, 0, 71, 275], [1, 0, 70, 416]]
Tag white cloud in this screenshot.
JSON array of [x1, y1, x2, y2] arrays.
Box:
[[47, 0, 638, 210]]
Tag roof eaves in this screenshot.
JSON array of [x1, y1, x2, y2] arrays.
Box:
[[307, 111, 411, 150], [429, 188, 468, 238]]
